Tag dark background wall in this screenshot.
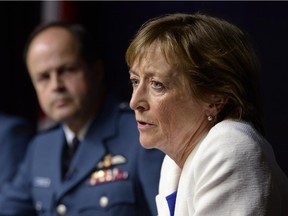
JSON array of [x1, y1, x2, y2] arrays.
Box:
[[0, 2, 40, 122], [1, 1, 287, 174]]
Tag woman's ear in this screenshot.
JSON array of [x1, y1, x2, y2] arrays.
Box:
[[206, 95, 228, 116]]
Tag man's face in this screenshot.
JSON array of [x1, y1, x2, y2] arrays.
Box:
[[27, 27, 93, 125]]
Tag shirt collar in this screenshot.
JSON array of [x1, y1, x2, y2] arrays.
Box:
[[62, 119, 93, 147]]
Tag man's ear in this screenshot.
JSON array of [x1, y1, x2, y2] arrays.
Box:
[[206, 95, 228, 116]]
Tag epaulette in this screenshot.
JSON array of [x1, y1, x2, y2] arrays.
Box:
[[118, 102, 133, 112]]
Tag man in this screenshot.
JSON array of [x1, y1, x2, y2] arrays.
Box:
[[0, 113, 35, 187], [0, 22, 164, 215]]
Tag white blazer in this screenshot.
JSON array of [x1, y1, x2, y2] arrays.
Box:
[[156, 120, 288, 216]]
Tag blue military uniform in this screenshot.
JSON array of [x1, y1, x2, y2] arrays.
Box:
[[0, 97, 164, 216], [0, 113, 35, 187]]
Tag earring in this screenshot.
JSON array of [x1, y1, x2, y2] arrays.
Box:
[[208, 115, 213, 121]]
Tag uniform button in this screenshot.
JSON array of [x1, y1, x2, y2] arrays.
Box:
[[57, 204, 67, 215], [35, 201, 42, 211], [99, 196, 109, 208]]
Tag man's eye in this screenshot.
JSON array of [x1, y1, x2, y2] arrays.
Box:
[[60, 66, 77, 74], [36, 74, 49, 82]]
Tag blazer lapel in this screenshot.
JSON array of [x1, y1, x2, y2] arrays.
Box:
[[57, 135, 107, 197], [156, 155, 181, 216], [56, 97, 119, 198], [43, 128, 66, 193]]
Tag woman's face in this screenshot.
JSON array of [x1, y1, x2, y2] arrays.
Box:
[[129, 43, 211, 157]]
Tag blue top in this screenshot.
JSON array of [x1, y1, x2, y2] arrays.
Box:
[[0, 113, 35, 186], [166, 190, 177, 216]]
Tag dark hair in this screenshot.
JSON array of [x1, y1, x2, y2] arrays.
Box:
[[126, 13, 264, 134], [23, 21, 102, 67]]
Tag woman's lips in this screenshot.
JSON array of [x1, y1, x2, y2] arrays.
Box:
[[137, 120, 155, 130]]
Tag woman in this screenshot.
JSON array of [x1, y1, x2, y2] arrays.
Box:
[[125, 13, 288, 215]]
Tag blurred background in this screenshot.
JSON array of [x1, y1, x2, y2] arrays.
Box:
[[0, 1, 287, 174]]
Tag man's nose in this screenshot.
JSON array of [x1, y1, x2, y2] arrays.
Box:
[[51, 72, 64, 90]]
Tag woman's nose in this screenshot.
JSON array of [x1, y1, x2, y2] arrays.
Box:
[[130, 84, 149, 112]]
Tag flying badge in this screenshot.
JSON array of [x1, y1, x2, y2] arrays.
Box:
[[96, 153, 127, 169], [88, 153, 128, 186]]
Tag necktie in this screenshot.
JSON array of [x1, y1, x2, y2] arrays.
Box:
[[71, 136, 80, 155], [62, 136, 80, 178]]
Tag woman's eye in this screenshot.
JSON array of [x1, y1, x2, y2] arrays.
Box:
[[130, 79, 140, 87], [151, 80, 164, 89]]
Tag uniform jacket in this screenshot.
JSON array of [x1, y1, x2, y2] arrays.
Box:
[[156, 120, 288, 216], [0, 97, 164, 216], [0, 113, 35, 186]]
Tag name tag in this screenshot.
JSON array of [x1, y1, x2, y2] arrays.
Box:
[[33, 177, 51, 188]]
